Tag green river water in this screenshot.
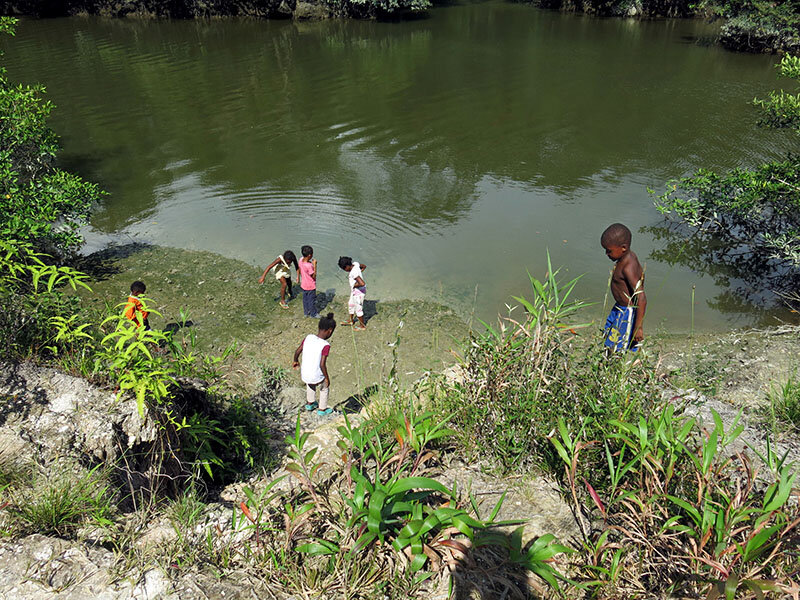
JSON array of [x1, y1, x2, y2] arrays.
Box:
[[2, 2, 797, 331]]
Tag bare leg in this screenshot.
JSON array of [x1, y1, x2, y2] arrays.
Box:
[[279, 277, 289, 307]]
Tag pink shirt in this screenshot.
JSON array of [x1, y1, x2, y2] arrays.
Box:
[[299, 259, 316, 291]]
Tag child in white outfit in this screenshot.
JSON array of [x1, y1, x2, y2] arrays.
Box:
[[337, 256, 367, 330], [292, 313, 336, 416]]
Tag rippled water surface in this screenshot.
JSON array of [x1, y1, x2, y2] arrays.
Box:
[[2, 4, 797, 330]]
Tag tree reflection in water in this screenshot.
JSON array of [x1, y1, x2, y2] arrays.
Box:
[[646, 222, 800, 324]]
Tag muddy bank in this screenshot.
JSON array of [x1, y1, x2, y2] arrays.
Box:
[[77, 243, 465, 401], [654, 326, 800, 410], [76, 242, 800, 419], [651, 326, 800, 462]]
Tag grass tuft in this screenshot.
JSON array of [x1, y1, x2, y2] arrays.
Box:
[[766, 372, 800, 433], [11, 466, 114, 537]]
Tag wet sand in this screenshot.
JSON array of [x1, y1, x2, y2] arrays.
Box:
[[77, 244, 466, 401]]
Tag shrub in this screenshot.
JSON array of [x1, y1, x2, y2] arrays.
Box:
[[226, 410, 572, 598], [652, 156, 800, 303], [720, 13, 800, 52], [177, 396, 275, 483], [555, 407, 800, 598], [0, 18, 103, 256], [754, 54, 800, 130], [324, 0, 430, 18], [650, 55, 800, 305], [434, 258, 654, 473], [0, 239, 91, 359]]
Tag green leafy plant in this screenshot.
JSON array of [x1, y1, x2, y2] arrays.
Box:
[[259, 362, 289, 394], [10, 466, 114, 537], [0, 18, 103, 256], [96, 306, 175, 417], [555, 406, 800, 598], [754, 55, 800, 131], [474, 527, 574, 593], [651, 54, 800, 307], [0, 239, 92, 359], [764, 372, 800, 433], [652, 156, 800, 306], [227, 409, 571, 598], [434, 254, 653, 473], [176, 414, 227, 479]]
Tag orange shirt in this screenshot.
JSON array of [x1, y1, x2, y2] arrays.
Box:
[[123, 295, 149, 327]]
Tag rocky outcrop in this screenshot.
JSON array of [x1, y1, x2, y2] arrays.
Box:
[[0, 362, 185, 500], [0, 533, 255, 600], [0, 360, 582, 599], [0, 362, 157, 463]]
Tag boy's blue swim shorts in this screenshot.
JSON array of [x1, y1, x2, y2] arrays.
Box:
[[603, 304, 639, 352]]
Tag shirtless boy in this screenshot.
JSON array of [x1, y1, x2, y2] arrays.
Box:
[[600, 223, 646, 352]]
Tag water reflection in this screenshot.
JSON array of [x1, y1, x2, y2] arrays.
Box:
[[1, 3, 796, 327], [646, 222, 799, 325]]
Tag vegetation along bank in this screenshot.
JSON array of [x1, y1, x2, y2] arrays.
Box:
[[524, 0, 800, 52], [2, 13, 800, 600], [1, 0, 799, 52]]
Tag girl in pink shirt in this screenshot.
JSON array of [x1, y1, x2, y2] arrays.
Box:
[[299, 245, 319, 318]]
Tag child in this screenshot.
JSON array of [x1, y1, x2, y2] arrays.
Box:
[[292, 313, 336, 416], [258, 250, 299, 309], [299, 245, 319, 318], [600, 223, 647, 352], [337, 256, 366, 330], [123, 280, 150, 329]]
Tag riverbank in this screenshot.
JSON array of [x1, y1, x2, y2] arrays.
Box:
[[77, 242, 800, 461], [1, 242, 798, 599], [3, 0, 798, 52], [522, 0, 800, 52], [75, 243, 465, 400], [0, 0, 415, 21], [76, 242, 800, 423]]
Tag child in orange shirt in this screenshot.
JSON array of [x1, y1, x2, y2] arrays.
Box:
[[123, 280, 150, 329]]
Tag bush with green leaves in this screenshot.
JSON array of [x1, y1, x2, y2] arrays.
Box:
[[554, 406, 800, 598], [0, 239, 92, 359], [0, 17, 103, 256], [710, 0, 800, 52], [654, 157, 800, 266], [434, 257, 654, 473], [226, 409, 572, 598], [177, 396, 275, 482], [652, 56, 800, 306], [754, 54, 800, 131], [323, 0, 430, 18]]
